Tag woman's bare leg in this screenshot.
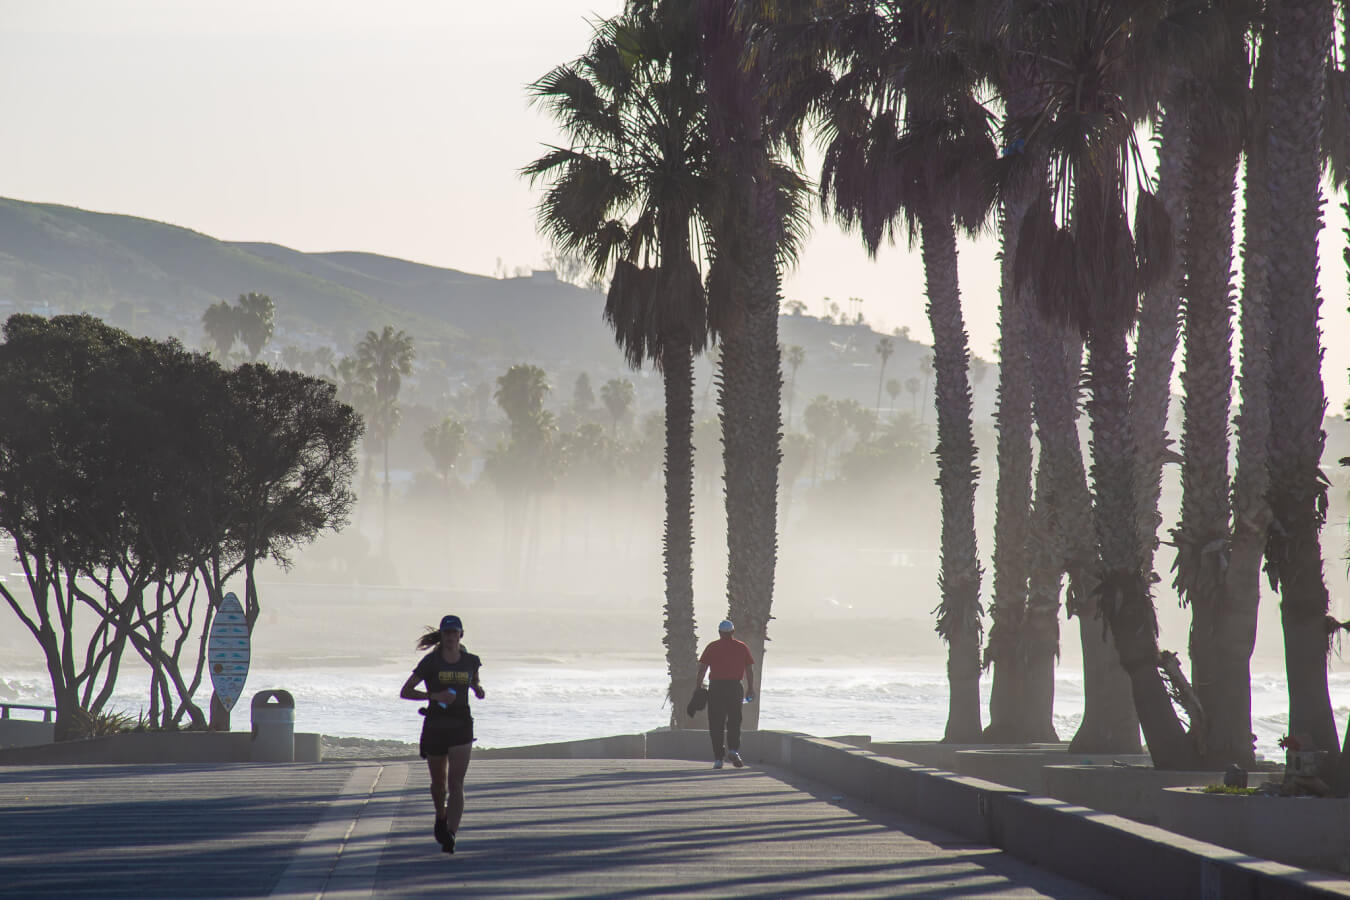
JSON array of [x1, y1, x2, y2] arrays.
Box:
[[445, 743, 472, 832], [426, 755, 449, 819]]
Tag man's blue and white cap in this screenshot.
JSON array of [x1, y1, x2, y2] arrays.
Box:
[[440, 614, 463, 632], [718, 620, 734, 633]]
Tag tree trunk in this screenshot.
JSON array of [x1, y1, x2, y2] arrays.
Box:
[[1173, 125, 1241, 767], [1264, 0, 1338, 763], [663, 340, 701, 728], [1130, 100, 1189, 590], [1086, 324, 1198, 769], [1025, 309, 1139, 753], [720, 163, 782, 735], [1022, 446, 1061, 742], [920, 213, 983, 743], [984, 173, 1035, 743]]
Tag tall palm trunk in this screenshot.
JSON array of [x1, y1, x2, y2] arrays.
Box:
[[1173, 129, 1241, 767], [663, 338, 701, 727], [1087, 322, 1197, 768], [920, 212, 982, 742], [1264, 0, 1337, 760], [984, 190, 1035, 742], [1213, 107, 1274, 772], [1130, 100, 1189, 594], [1027, 311, 1140, 753], [717, 162, 783, 732]]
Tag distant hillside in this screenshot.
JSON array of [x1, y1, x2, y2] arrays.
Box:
[[0, 197, 618, 363]]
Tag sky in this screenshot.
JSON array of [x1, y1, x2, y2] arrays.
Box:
[[2, 0, 1349, 408]]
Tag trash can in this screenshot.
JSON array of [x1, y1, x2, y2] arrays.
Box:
[[250, 690, 295, 762]]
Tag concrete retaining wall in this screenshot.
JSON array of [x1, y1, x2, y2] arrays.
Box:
[[1044, 764, 1223, 825], [0, 719, 55, 749], [952, 748, 1153, 793], [0, 731, 324, 765], [1157, 787, 1350, 875]]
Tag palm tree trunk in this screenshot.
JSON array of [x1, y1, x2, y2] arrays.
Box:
[[1130, 99, 1189, 589], [1265, 0, 1338, 762], [1022, 447, 1060, 742], [1215, 115, 1274, 772], [985, 190, 1035, 742], [664, 340, 701, 728], [1026, 311, 1139, 753], [720, 167, 783, 734], [920, 212, 983, 743], [1086, 323, 1197, 769], [1173, 132, 1240, 766]]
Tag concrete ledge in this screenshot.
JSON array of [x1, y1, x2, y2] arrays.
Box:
[[952, 748, 1153, 793], [476, 733, 647, 760], [0, 731, 326, 765], [870, 740, 1066, 771], [1044, 764, 1223, 825], [1158, 787, 1350, 875]]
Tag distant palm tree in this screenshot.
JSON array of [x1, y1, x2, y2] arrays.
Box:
[[874, 336, 894, 414], [202, 300, 238, 359], [600, 378, 635, 438], [784, 344, 806, 426], [885, 377, 900, 413], [423, 417, 467, 482], [356, 325, 415, 548], [235, 293, 275, 360], [905, 376, 920, 417]]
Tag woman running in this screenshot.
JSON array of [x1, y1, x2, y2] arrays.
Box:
[[400, 614, 484, 854]]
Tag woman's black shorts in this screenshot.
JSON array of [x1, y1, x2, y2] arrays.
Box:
[[420, 713, 474, 758]]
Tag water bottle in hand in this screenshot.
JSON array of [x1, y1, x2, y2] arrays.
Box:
[[438, 688, 457, 709]]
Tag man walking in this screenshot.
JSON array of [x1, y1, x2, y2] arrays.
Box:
[[696, 619, 755, 769]]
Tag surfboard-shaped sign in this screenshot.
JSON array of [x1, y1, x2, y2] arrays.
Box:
[[208, 592, 250, 712]]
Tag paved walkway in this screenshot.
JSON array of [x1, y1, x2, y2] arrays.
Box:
[[0, 759, 1106, 899]]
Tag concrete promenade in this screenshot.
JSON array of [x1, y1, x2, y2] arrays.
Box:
[[0, 758, 1104, 899]]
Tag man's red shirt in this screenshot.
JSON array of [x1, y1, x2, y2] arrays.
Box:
[[700, 637, 753, 680]]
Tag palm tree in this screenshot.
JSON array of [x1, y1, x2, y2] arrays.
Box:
[[526, 5, 712, 727], [885, 377, 900, 413], [423, 417, 467, 482], [784, 344, 806, 426], [201, 300, 238, 359], [1262, 0, 1338, 766], [905, 376, 920, 417], [572, 372, 595, 418], [600, 378, 636, 438], [698, 0, 810, 729], [1004, 0, 1201, 767], [873, 336, 894, 414], [235, 293, 275, 360], [796, 0, 994, 740], [356, 325, 415, 550]]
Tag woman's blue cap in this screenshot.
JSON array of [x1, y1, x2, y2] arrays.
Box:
[[440, 615, 463, 632]]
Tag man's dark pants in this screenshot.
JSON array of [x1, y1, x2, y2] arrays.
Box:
[[707, 679, 744, 760]]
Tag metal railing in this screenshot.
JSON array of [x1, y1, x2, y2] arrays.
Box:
[[0, 702, 56, 723]]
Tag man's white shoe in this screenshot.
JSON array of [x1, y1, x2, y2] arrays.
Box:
[[713, 759, 724, 769]]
